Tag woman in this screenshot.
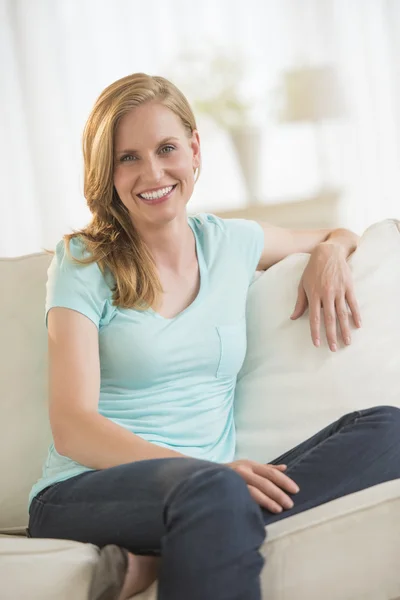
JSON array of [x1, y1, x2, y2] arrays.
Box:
[[28, 73, 400, 600]]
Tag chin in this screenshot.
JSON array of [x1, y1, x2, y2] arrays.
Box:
[[135, 204, 183, 228]]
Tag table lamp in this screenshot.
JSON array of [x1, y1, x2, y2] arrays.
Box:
[[279, 66, 346, 191]]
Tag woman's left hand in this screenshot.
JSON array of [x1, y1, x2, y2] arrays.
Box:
[[290, 244, 362, 351]]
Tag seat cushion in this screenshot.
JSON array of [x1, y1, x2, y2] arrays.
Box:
[[235, 219, 400, 463], [0, 536, 98, 600]]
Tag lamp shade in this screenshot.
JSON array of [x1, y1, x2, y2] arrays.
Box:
[[280, 66, 346, 122]]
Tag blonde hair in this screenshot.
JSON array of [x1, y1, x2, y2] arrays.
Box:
[[65, 73, 199, 310]]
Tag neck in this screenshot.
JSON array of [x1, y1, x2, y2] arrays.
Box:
[[134, 213, 195, 271]]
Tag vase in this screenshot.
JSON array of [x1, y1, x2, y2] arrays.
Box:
[[229, 126, 263, 205]]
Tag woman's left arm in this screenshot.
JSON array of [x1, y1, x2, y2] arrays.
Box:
[[257, 223, 361, 351]]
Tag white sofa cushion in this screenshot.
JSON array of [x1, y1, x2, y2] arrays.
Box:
[[0, 253, 52, 530], [235, 219, 400, 463], [0, 536, 98, 600]]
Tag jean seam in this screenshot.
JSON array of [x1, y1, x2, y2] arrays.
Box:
[[284, 410, 363, 472], [289, 410, 362, 470], [32, 497, 46, 507]]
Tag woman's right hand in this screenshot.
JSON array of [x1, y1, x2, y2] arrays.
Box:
[[227, 459, 300, 513]]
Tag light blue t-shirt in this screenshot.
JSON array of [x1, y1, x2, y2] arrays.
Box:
[[29, 214, 264, 506]]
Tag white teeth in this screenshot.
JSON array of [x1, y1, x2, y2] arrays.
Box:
[[139, 185, 173, 200]]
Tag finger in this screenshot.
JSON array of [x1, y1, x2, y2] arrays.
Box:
[[271, 464, 287, 471], [291, 285, 308, 320], [249, 473, 295, 510], [322, 297, 337, 352], [309, 296, 321, 347], [247, 485, 283, 513], [335, 296, 351, 346], [263, 466, 300, 494], [253, 463, 300, 494], [346, 288, 362, 328]]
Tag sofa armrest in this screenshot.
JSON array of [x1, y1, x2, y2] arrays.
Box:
[[266, 478, 400, 542], [262, 479, 400, 599]]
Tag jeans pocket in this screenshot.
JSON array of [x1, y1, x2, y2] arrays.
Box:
[[216, 319, 247, 378]]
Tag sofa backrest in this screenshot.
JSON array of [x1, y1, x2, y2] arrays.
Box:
[[235, 219, 400, 463], [0, 253, 52, 530]]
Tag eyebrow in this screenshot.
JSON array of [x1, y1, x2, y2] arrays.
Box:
[[115, 136, 180, 156]]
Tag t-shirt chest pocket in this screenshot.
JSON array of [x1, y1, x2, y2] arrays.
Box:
[[215, 318, 247, 378]]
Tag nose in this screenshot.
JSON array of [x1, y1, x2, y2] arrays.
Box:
[[139, 155, 163, 186]]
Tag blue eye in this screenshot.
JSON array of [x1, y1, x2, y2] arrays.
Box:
[[120, 154, 136, 162], [160, 145, 175, 154]]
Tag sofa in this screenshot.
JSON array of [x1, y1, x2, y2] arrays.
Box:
[[1, 218, 400, 600]]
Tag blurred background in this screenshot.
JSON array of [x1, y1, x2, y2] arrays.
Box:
[[1, 0, 400, 256]]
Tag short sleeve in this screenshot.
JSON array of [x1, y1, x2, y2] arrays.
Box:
[[215, 216, 264, 281], [45, 238, 111, 328]]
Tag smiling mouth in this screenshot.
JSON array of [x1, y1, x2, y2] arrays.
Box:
[[138, 184, 177, 201]]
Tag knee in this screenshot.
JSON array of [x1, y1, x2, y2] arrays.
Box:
[[165, 464, 266, 567], [187, 464, 251, 503], [365, 405, 400, 432], [371, 405, 400, 421], [168, 463, 260, 516]]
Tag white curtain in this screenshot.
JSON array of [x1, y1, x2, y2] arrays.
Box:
[[324, 0, 400, 231], [1, 0, 400, 256]]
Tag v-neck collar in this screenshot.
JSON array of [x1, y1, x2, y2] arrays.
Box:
[[148, 216, 208, 322]]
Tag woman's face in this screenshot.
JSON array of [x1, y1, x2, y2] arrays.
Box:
[[113, 101, 200, 229]]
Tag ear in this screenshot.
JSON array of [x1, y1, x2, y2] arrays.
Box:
[[190, 130, 201, 169]]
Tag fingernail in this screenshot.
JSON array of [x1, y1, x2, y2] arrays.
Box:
[[294, 486, 300, 493], [315, 339, 320, 347], [285, 499, 294, 509], [275, 506, 283, 513], [331, 343, 337, 352], [345, 337, 351, 345]]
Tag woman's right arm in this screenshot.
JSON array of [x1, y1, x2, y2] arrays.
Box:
[[49, 307, 298, 512], [48, 307, 185, 470]]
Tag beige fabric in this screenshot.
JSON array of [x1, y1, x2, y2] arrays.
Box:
[[0, 536, 98, 600], [261, 479, 400, 600], [1, 480, 400, 600], [235, 219, 400, 463], [0, 253, 52, 529]]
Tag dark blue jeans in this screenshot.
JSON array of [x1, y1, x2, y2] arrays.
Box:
[[28, 406, 400, 600]]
